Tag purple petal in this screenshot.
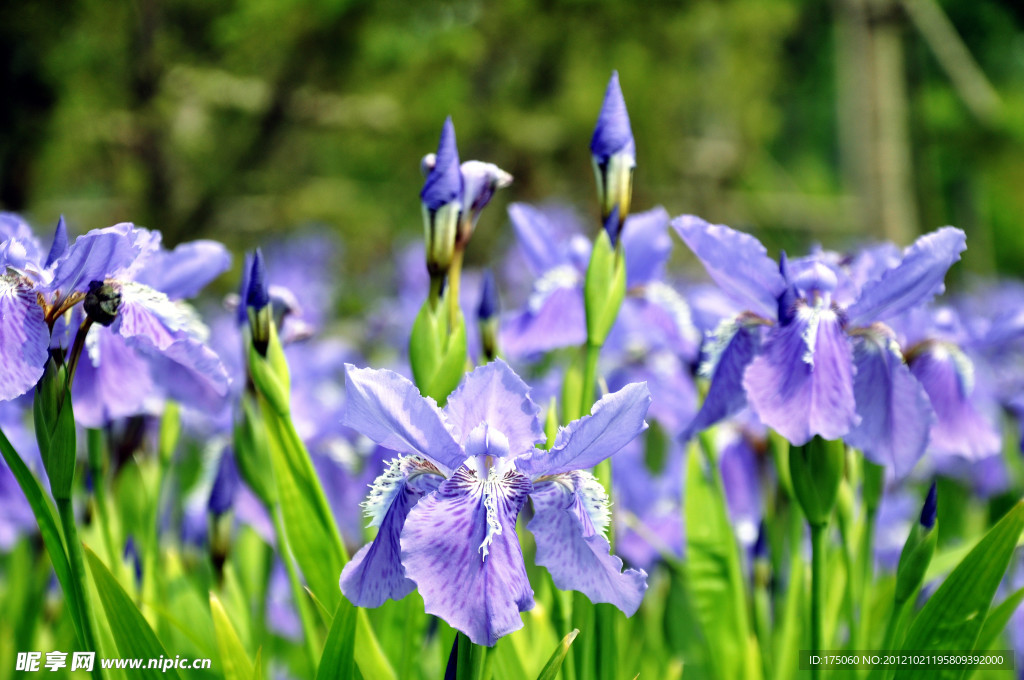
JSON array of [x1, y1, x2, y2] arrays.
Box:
[[845, 333, 934, 477], [44, 216, 69, 269], [516, 383, 651, 478], [343, 364, 465, 475], [621, 207, 671, 288], [72, 327, 156, 427], [743, 305, 857, 445], [400, 467, 534, 646], [846, 227, 966, 326], [682, 319, 763, 441], [671, 215, 786, 319], [909, 343, 1001, 462], [341, 457, 443, 607], [507, 202, 585, 276], [719, 435, 763, 548], [443, 360, 543, 457], [500, 283, 587, 358], [48, 224, 142, 295], [529, 472, 647, 615], [0, 276, 49, 402], [143, 339, 231, 413], [420, 117, 462, 211], [590, 71, 635, 161], [135, 240, 231, 300]]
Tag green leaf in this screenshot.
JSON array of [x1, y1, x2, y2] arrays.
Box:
[[409, 301, 441, 393], [316, 598, 357, 680], [85, 546, 182, 680], [895, 500, 1024, 680], [0, 427, 82, 641], [973, 586, 1024, 657], [535, 628, 580, 680], [210, 593, 255, 680], [685, 438, 759, 680]]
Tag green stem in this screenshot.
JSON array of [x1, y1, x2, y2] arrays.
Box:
[[271, 504, 321, 671], [810, 522, 828, 680], [856, 507, 877, 649], [57, 497, 103, 678], [448, 250, 464, 334], [578, 342, 601, 417], [455, 632, 487, 680], [86, 429, 118, 570]]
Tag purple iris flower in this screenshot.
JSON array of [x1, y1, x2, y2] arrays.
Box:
[[675, 216, 966, 477], [339, 359, 651, 646], [70, 225, 231, 427]]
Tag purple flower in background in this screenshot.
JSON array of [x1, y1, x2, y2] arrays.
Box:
[[339, 359, 650, 645], [676, 216, 966, 477]]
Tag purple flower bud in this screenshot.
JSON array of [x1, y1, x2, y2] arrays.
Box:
[[209, 450, 240, 517], [591, 72, 636, 232], [123, 535, 143, 586], [477, 270, 499, 323], [920, 480, 937, 530], [420, 117, 462, 211], [246, 249, 270, 311], [590, 71, 635, 162]]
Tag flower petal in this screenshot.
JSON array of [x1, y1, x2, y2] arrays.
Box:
[[340, 456, 443, 608], [681, 319, 762, 441], [135, 240, 231, 300], [846, 227, 966, 326], [622, 207, 671, 288], [0, 275, 49, 402], [444, 360, 543, 457], [671, 215, 786, 319], [343, 364, 465, 475], [743, 305, 857, 445], [71, 327, 156, 427], [516, 383, 651, 478], [47, 224, 142, 295], [507, 203, 585, 276], [400, 467, 534, 646], [845, 333, 933, 477], [529, 472, 647, 615], [500, 284, 587, 358], [909, 343, 1001, 462]]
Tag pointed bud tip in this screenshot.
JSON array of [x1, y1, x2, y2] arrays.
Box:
[[477, 269, 499, 321], [246, 249, 270, 310], [421, 117, 463, 210], [44, 215, 69, 268], [590, 71, 634, 161], [920, 480, 938, 529]]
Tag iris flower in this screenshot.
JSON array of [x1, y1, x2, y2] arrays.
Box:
[[339, 359, 650, 645], [675, 216, 966, 477]]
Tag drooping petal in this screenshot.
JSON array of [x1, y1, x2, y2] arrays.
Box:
[[71, 327, 156, 427], [443, 360, 543, 456], [516, 383, 651, 478], [621, 207, 671, 288], [47, 225, 142, 295], [500, 281, 587, 358], [846, 227, 967, 326], [506, 203, 584, 276], [671, 215, 787, 319], [141, 339, 231, 413], [0, 275, 49, 402], [343, 364, 465, 475], [845, 332, 934, 477], [135, 240, 231, 300], [340, 456, 443, 608], [909, 342, 1001, 462], [529, 471, 647, 615], [400, 466, 534, 646], [681, 318, 763, 441], [743, 304, 857, 445]]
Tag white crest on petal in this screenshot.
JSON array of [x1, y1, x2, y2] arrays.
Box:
[[528, 264, 580, 313], [119, 281, 210, 341], [644, 281, 701, 347], [478, 467, 504, 561], [574, 470, 611, 537], [931, 341, 975, 397], [797, 303, 838, 367], [698, 317, 740, 380]]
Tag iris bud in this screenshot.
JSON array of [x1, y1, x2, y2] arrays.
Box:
[[590, 71, 635, 243], [788, 436, 845, 527], [477, 270, 500, 362], [33, 355, 76, 500], [245, 250, 272, 357], [420, 117, 463, 279]]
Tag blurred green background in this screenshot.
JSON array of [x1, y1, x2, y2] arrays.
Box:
[[3, 0, 1024, 312]]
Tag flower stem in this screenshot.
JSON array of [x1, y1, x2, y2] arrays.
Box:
[[809, 521, 828, 680], [578, 342, 601, 417], [57, 497, 102, 677], [271, 503, 321, 671]]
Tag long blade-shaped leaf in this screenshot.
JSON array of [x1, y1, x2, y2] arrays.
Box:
[[210, 593, 254, 680], [896, 500, 1024, 680], [315, 598, 357, 680], [536, 629, 580, 680], [85, 547, 181, 680]]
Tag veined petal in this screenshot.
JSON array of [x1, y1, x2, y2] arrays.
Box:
[[400, 466, 534, 646], [622, 207, 671, 288], [682, 318, 762, 441], [135, 240, 231, 300], [113, 282, 209, 349], [71, 327, 156, 427], [529, 471, 647, 615], [500, 284, 587, 358], [444, 360, 543, 457], [0, 275, 49, 401], [909, 342, 1001, 461], [671, 215, 786, 319], [846, 227, 966, 326], [743, 304, 857, 445], [343, 364, 465, 475], [516, 383, 651, 478], [340, 456, 443, 608], [507, 203, 584, 276], [47, 225, 142, 296], [845, 332, 933, 477]]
